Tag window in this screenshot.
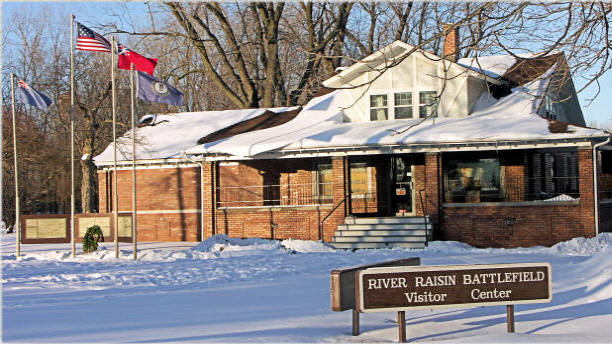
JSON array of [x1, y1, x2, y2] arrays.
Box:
[[542, 95, 558, 120], [444, 154, 501, 203], [419, 91, 438, 118], [314, 163, 333, 201], [394, 92, 413, 119], [526, 150, 579, 200], [370, 94, 388, 121], [350, 162, 372, 198]]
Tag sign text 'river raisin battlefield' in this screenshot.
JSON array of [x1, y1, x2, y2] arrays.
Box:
[[357, 263, 551, 312]]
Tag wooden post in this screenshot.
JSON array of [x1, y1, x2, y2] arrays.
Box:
[[352, 309, 359, 336], [507, 305, 515, 333], [398, 311, 406, 343]]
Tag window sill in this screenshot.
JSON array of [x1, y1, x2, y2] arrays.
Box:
[[217, 204, 333, 212], [443, 200, 580, 207]]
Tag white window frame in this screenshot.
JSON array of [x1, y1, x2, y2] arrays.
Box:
[[368, 89, 439, 121], [393, 91, 414, 119], [313, 163, 333, 201], [350, 162, 373, 199], [418, 91, 439, 118], [369, 94, 389, 121]]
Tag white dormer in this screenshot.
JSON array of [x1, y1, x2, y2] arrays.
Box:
[[322, 41, 502, 123]]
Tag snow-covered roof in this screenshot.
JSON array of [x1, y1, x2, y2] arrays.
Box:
[[185, 88, 605, 157], [457, 55, 517, 78], [96, 49, 606, 164], [186, 91, 345, 157], [457, 51, 564, 83], [94, 106, 297, 163]]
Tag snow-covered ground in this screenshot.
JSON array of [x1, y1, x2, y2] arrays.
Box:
[[2, 233, 612, 343]]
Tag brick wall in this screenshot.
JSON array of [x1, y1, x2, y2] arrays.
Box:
[[213, 158, 343, 242], [578, 147, 595, 235], [424, 153, 441, 237], [442, 203, 585, 247], [98, 166, 201, 241], [97, 147, 599, 247], [215, 206, 331, 240]]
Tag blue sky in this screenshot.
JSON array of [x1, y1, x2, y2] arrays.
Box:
[[2, 1, 611, 126]]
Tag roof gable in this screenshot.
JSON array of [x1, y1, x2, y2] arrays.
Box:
[[323, 40, 501, 89]]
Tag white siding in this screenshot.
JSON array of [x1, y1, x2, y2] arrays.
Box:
[[341, 52, 472, 122]]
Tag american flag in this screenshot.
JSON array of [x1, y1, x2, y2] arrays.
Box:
[[76, 21, 111, 53]]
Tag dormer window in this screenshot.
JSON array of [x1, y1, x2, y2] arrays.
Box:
[[370, 94, 388, 120], [369, 90, 438, 121], [419, 91, 438, 118], [394, 92, 413, 119], [542, 95, 558, 120]]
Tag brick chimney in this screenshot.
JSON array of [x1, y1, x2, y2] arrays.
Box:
[[442, 24, 459, 62]]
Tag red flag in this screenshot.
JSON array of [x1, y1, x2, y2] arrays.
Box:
[[117, 44, 158, 75]]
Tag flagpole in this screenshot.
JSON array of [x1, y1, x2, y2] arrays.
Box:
[[70, 14, 76, 258], [111, 36, 119, 259], [10, 73, 21, 258], [131, 63, 137, 260]]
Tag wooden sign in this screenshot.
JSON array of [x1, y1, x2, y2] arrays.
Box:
[[331, 257, 420, 337], [331, 257, 420, 312], [357, 263, 551, 313], [21, 214, 70, 244]]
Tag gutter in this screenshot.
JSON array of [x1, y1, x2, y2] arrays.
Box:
[[593, 134, 611, 236]]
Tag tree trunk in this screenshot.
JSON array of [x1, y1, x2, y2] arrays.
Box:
[[80, 117, 98, 213], [80, 156, 98, 213]]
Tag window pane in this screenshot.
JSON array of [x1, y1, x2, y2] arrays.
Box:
[[526, 150, 579, 201], [350, 164, 369, 194], [370, 94, 387, 108], [419, 91, 438, 118], [394, 92, 412, 106], [395, 106, 413, 119], [444, 155, 501, 203], [317, 164, 333, 198], [419, 105, 437, 118], [370, 108, 388, 121], [420, 91, 437, 104]]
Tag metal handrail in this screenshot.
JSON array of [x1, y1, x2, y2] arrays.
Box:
[[319, 194, 350, 242], [418, 189, 430, 245]]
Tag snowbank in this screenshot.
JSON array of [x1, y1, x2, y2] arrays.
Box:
[[5, 233, 611, 263], [4, 232, 612, 343], [549, 233, 612, 255]]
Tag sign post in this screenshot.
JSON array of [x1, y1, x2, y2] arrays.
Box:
[[398, 310, 406, 343], [356, 263, 551, 342], [507, 304, 515, 332], [331, 257, 420, 336]]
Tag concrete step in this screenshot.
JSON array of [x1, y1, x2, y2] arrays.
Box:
[[332, 236, 426, 243], [335, 229, 428, 237], [344, 216, 429, 225], [337, 224, 431, 231], [330, 242, 427, 249]]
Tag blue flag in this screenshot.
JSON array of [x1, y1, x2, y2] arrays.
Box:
[[17, 80, 53, 111], [137, 71, 184, 106]]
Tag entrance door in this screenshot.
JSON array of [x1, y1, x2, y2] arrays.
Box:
[[391, 156, 415, 216]]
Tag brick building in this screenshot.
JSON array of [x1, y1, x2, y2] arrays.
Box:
[[95, 36, 611, 248]]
